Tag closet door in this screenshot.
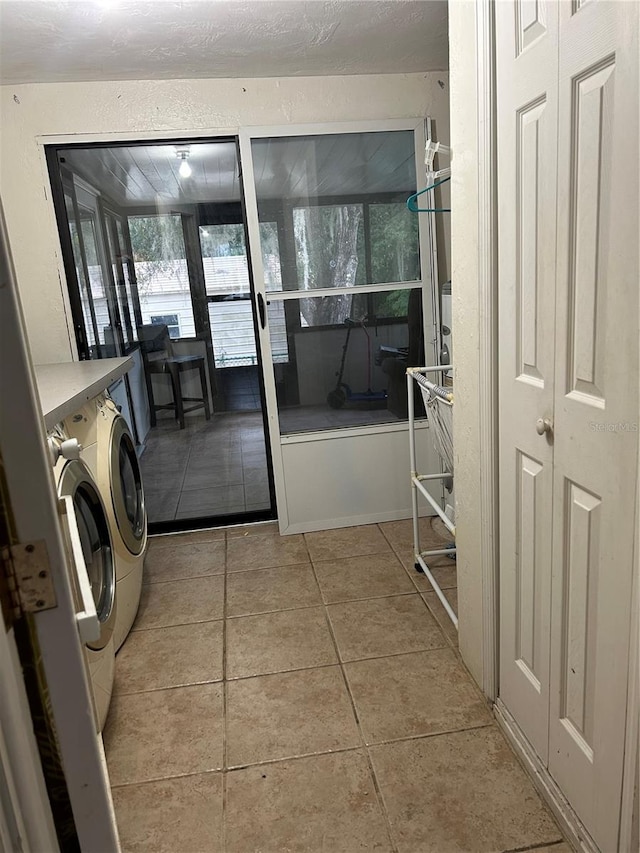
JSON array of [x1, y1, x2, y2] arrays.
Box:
[[547, 2, 639, 850], [496, 0, 559, 764]]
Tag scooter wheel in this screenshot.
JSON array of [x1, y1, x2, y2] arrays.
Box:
[[327, 389, 346, 409]]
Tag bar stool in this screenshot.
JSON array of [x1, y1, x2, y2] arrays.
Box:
[[138, 324, 211, 429]]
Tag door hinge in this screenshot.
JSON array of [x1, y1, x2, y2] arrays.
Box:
[[0, 540, 57, 626]]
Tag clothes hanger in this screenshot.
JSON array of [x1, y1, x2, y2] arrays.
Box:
[[406, 175, 451, 214]]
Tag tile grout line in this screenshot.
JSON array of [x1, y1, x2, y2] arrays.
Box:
[[108, 721, 500, 790], [130, 615, 224, 633], [306, 550, 400, 853], [379, 523, 459, 653], [377, 525, 492, 714], [227, 589, 430, 616], [115, 643, 460, 699], [224, 720, 497, 771], [501, 840, 567, 853], [171, 427, 196, 522], [142, 569, 226, 587]]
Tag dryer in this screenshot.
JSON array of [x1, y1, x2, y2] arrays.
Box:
[[64, 392, 147, 651], [50, 428, 116, 731]]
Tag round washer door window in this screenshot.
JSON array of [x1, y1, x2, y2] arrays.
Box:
[[111, 417, 145, 555], [73, 482, 116, 650]]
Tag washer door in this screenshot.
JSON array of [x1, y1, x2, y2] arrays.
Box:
[[59, 460, 116, 651], [110, 415, 146, 555]]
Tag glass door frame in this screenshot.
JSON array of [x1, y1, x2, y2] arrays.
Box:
[[238, 118, 442, 532]]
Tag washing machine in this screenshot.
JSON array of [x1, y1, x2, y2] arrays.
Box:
[[49, 427, 116, 732], [63, 392, 147, 652]]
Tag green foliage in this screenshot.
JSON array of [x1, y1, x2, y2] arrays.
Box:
[[200, 223, 246, 257], [128, 214, 187, 293], [129, 214, 185, 262], [292, 201, 419, 326], [369, 203, 419, 285]]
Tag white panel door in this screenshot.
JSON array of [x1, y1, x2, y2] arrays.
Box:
[[497, 0, 559, 763], [498, 0, 639, 849], [548, 2, 639, 850]]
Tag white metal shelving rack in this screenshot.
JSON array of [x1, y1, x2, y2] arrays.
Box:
[[407, 365, 457, 629]]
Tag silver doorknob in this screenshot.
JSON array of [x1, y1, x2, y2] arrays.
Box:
[[536, 417, 553, 436]]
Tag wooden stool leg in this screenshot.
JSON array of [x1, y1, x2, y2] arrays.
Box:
[[147, 377, 158, 427], [168, 363, 185, 429], [199, 361, 211, 420]]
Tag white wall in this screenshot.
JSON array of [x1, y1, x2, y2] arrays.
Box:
[[0, 73, 450, 365], [449, 3, 485, 687]]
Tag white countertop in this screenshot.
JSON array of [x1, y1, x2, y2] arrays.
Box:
[[35, 357, 134, 430]]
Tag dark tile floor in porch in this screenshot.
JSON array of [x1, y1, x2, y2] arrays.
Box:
[[140, 413, 271, 523], [104, 519, 568, 853]]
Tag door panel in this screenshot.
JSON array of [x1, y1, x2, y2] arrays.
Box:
[[548, 2, 639, 848], [558, 478, 600, 746], [514, 450, 545, 687], [240, 122, 442, 532], [497, 0, 559, 763]]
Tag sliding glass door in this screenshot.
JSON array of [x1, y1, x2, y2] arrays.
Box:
[[47, 139, 275, 531], [240, 121, 443, 533], [47, 121, 443, 534]]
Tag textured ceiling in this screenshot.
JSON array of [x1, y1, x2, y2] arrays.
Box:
[[0, 0, 449, 85]]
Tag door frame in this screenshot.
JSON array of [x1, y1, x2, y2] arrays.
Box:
[[475, 0, 500, 706], [0, 201, 120, 849], [45, 134, 278, 530], [473, 0, 640, 846], [0, 622, 59, 851]]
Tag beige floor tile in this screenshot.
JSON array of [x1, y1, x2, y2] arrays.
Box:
[[327, 594, 447, 661], [226, 666, 361, 766], [226, 563, 321, 617], [227, 531, 309, 571], [305, 524, 392, 561], [143, 540, 226, 584], [104, 683, 223, 785], [112, 772, 223, 853], [226, 606, 337, 678], [370, 728, 562, 853], [114, 621, 223, 694], [344, 649, 492, 744], [133, 575, 224, 631], [423, 589, 458, 648], [226, 520, 279, 538], [378, 516, 450, 551], [314, 552, 415, 603], [225, 750, 393, 853], [147, 528, 226, 553]]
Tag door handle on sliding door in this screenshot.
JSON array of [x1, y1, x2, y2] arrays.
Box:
[[257, 293, 266, 330]]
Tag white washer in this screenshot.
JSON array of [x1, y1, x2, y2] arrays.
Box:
[[64, 393, 147, 652], [51, 428, 116, 732]]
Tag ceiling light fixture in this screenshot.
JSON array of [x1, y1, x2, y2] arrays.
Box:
[[176, 146, 192, 179]]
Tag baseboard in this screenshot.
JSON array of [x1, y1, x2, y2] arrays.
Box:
[[280, 507, 437, 535], [494, 699, 600, 853]]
